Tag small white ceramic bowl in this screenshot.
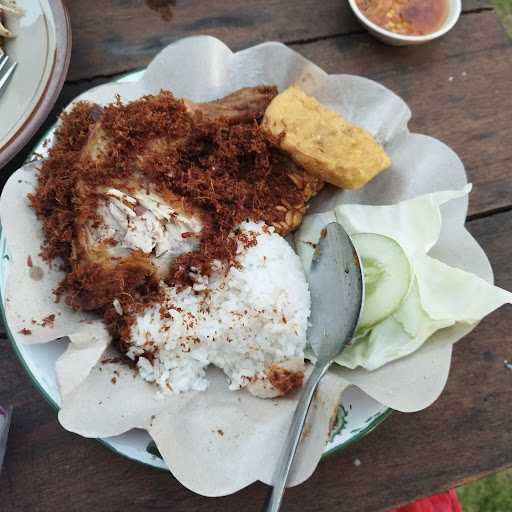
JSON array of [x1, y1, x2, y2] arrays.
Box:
[[348, 0, 462, 46]]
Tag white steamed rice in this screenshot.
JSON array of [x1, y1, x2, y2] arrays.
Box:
[[124, 221, 310, 396]]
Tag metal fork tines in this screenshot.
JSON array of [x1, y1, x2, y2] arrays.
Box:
[[0, 53, 17, 98]]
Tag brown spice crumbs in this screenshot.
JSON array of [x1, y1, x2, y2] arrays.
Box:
[[31, 314, 56, 328], [267, 365, 304, 395], [111, 376, 117, 384], [19, 328, 32, 335], [42, 314, 55, 327], [27, 255, 33, 267], [217, 429, 224, 436]]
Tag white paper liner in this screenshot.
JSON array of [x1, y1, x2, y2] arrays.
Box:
[[1, 36, 508, 496], [58, 352, 346, 496], [0, 164, 93, 344]]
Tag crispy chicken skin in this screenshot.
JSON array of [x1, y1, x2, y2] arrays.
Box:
[[185, 85, 280, 124]]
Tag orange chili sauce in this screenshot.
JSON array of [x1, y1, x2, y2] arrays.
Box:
[[356, 0, 449, 36]]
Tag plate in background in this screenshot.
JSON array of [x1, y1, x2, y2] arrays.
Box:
[[0, 0, 71, 170]]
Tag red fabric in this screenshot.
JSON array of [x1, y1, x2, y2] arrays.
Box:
[[390, 490, 462, 512]]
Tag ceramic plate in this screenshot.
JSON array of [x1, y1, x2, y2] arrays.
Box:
[[0, 69, 391, 469], [0, 0, 71, 169]]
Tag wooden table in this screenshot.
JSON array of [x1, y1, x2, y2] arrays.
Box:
[[1, 1, 511, 510]]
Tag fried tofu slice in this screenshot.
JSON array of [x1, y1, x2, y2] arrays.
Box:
[[262, 86, 391, 189]]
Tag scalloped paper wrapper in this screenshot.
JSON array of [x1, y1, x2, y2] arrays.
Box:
[[0, 36, 509, 496]]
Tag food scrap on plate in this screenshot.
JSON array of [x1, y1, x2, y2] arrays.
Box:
[[0, 0, 23, 42]]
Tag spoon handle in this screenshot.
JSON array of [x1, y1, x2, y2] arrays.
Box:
[[265, 359, 331, 512]]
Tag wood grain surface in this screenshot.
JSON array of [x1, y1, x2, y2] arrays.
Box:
[[3, 4, 510, 219], [0, 1, 511, 511], [65, 0, 493, 81]]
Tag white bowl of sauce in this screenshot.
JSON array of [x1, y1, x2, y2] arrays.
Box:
[[348, 0, 462, 46]]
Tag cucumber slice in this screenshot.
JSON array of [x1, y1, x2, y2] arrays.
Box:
[[352, 233, 412, 329]]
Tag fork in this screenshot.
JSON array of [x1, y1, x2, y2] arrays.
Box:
[[0, 52, 17, 98]]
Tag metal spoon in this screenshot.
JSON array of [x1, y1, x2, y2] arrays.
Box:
[[265, 222, 364, 512]]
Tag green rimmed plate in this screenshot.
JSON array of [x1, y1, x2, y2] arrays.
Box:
[[0, 69, 391, 471]]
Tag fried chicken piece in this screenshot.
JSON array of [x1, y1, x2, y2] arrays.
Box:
[[71, 177, 205, 310], [81, 87, 323, 236], [185, 85, 279, 124], [188, 85, 324, 231], [35, 87, 325, 312], [185, 87, 324, 231]]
